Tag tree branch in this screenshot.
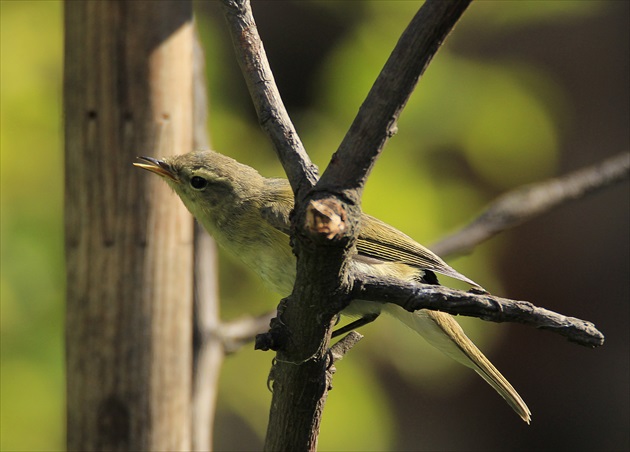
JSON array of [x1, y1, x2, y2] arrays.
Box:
[[319, 0, 472, 203], [353, 275, 605, 348], [191, 24, 222, 452], [218, 311, 277, 354], [325, 332, 364, 400], [329, 331, 364, 363], [432, 151, 630, 257], [220, 0, 319, 194]]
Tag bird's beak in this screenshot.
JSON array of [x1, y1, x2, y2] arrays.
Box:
[[134, 156, 178, 182]]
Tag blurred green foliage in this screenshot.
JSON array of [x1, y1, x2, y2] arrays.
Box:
[[1, 1, 608, 451], [1, 1, 64, 450]]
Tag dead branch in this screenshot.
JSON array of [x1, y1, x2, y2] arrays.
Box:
[[320, 0, 473, 203], [220, 0, 319, 193], [353, 275, 605, 348], [432, 152, 630, 257], [329, 331, 364, 363]]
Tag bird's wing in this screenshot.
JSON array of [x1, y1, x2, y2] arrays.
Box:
[[357, 214, 481, 287], [259, 179, 479, 288], [382, 304, 530, 423]]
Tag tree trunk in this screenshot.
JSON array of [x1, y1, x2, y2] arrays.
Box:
[[64, 2, 194, 450]]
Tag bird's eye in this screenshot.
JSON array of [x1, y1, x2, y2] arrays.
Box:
[[190, 176, 208, 190]]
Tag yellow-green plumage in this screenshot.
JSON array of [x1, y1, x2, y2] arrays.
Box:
[[134, 150, 531, 423]]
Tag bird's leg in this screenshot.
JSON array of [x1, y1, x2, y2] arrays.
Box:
[[331, 313, 380, 338]]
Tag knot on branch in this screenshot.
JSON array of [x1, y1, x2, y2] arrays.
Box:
[[255, 302, 290, 352], [305, 199, 347, 241]]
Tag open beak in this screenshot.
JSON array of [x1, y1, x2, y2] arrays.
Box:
[[133, 156, 178, 182]]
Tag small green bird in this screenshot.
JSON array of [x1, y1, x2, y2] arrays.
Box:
[[135, 150, 531, 423]]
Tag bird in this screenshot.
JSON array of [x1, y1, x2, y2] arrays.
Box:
[[134, 149, 531, 423]]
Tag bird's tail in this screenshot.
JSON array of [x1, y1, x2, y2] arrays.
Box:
[[383, 304, 531, 424]]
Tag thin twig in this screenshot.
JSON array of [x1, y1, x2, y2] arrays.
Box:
[[218, 311, 277, 354], [325, 332, 364, 395], [329, 331, 364, 363], [353, 274, 605, 348], [432, 152, 630, 257], [191, 24, 222, 452], [219, 0, 319, 194]]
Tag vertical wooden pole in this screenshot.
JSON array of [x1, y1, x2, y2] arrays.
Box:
[[64, 2, 194, 450]]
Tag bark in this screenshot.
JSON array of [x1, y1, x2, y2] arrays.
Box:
[[64, 2, 194, 450]]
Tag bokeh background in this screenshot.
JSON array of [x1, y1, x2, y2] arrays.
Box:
[[1, 1, 628, 450]]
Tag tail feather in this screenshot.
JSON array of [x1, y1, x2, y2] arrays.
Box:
[[383, 304, 531, 424]]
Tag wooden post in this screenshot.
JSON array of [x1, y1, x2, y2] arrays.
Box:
[[64, 2, 194, 450]]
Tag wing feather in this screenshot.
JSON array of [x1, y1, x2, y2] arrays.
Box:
[[258, 178, 479, 288], [358, 214, 480, 287]]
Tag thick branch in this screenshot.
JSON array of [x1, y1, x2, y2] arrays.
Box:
[[353, 275, 605, 348], [432, 152, 630, 257], [319, 0, 472, 202], [220, 0, 319, 194]]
